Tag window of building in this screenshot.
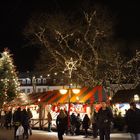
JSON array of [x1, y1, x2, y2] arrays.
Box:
[[21, 89, 25, 93], [43, 88, 46, 92], [26, 78, 31, 84], [27, 89, 30, 93], [53, 79, 56, 84], [43, 79, 46, 84], [22, 79, 26, 85], [37, 78, 41, 84], [38, 88, 41, 92]]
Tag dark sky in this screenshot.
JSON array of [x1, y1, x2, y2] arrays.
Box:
[[0, 0, 140, 72]]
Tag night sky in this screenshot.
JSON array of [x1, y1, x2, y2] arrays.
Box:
[[0, 0, 140, 72]]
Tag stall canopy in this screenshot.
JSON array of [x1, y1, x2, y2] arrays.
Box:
[[29, 85, 109, 104], [112, 88, 140, 103]]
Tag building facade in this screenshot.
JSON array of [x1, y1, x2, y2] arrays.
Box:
[[18, 72, 135, 95]]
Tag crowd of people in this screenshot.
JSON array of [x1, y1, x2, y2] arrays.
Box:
[[0, 107, 33, 140], [55, 101, 140, 140], [55, 102, 113, 140], [0, 101, 140, 140], [0, 108, 13, 129]]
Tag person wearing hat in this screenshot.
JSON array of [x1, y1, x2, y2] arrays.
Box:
[[96, 101, 113, 140], [125, 102, 140, 140]]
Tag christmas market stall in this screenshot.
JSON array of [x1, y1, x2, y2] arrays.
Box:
[[112, 88, 140, 117], [26, 85, 110, 129]]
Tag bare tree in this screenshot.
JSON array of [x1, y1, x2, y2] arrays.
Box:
[[23, 5, 140, 88], [24, 5, 117, 86]]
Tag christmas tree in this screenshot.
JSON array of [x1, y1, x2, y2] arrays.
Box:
[[0, 49, 20, 107]]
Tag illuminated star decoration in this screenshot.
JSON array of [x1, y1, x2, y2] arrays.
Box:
[[65, 57, 78, 78]]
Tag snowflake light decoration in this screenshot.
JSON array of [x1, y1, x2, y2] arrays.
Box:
[[64, 57, 78, 78]]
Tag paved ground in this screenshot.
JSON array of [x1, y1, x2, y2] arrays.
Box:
[[0, 128, 131, 140]]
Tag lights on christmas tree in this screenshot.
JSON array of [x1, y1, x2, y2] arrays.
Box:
[[0, 49, 20, 106]]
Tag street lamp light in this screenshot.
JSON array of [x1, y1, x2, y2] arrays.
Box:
[[59, 86, 80, 133], [72, 88, 80, 94], [59, 89, 68, 95], [59, 88, 80, 95]]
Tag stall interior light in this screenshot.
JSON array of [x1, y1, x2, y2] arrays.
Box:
[[59, 89, 68, 94], [109, 96, 112, 100], [134, 94, 140, 102], [72, 88, 80, 94]]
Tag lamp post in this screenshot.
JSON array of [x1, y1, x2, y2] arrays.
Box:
[[59, 86, 80, 132], [59, 57, 80, 133], [38, 98, 42, 129]]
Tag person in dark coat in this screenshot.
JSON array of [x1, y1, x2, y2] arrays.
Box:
[[75, 113, 82, 135], [82, 114, 90, 138], [21, 109, 30, 139], [70, 113, 77, 135], [92, 110, 98, 138], [27, 108, 33, 135], [97, 102, 113, 140], [13, 107, 22, 140], [125, 102, 140, 140], [47, 112, 52, 132], [56, 110, 67, 140], [5, 110, 12, 129]]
